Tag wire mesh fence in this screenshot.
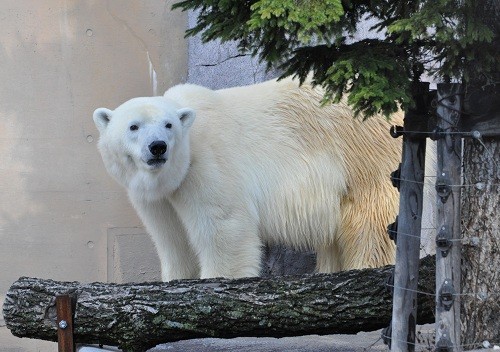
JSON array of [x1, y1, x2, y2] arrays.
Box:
[[384, 85, 499, 351]]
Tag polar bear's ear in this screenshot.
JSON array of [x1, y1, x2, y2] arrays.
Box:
[[177, 108, 196, 131], [93, 108, 113, 134]]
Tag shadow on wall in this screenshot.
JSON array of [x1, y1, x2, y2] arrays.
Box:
[[0, 2, 89, 285], [0, 0, 187, 310]]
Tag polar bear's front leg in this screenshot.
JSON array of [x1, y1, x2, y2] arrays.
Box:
[[130, 197, 200, 281], [185, 210, 262, 279], [154, 213, 201, 281]]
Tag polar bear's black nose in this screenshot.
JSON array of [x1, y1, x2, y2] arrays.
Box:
[[149, 141, 167, 156]]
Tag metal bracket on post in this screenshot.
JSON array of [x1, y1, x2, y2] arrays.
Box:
[[381, 324, 392, 348], [390, 164, 402, 190], [436, 225, 452, 257], [390, 125, 404, 139], [439, 279, 455, 311], [435, 173, 452, 203], [56, 294, 76, 352], [387, 216, 398, 243], [385, 269, 395, 295], [430, 127, 445, 141], [436, 332, 453, 352]]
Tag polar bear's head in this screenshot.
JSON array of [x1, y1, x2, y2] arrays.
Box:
[[93, 96, 195, 201]]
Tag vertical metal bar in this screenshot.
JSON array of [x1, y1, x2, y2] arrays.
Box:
[[391, 88, 428, 351], [56, 294, 75, 352], [435, 83, 463, 351]]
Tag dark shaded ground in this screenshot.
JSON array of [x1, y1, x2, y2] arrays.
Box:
[[77, 325, 441, 352]]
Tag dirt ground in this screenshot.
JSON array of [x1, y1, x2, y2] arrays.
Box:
[[75, 325, 438, 352]]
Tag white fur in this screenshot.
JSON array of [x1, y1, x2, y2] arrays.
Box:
[[93, 78, 402, 281]]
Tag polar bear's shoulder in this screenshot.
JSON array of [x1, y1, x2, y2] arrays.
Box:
[[163, 78, 302, 107], [164, 83, 219, 109]]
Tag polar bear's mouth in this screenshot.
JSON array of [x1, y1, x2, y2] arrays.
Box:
[[146, 158, 167, 167]]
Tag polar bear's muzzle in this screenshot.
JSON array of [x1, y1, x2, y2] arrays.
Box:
[[147, 158, 167, 166], [149, 140, 167, 157], [146, 140, 168, 167]]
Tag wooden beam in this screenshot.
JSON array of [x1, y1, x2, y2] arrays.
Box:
[[435, 83, 463, 351], [390, 84, 429, 352]]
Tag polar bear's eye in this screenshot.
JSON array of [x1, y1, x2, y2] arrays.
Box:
[[130, 124, 139, 131], [165, 123, 172, 129]]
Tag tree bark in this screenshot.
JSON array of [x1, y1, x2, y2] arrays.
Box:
[[459, 0, 499, 346], [461, 137, 500, 349], [3, 256, 436, 352]]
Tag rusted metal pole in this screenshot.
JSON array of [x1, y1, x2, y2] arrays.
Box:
[[56, 294, 75, 352]]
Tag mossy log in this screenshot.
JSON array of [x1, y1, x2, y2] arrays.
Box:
[[3, 256, 436, 351]]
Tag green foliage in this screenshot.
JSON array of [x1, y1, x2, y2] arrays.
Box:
[[285, 41, 412, 118], [248, 0, 344, 43], [173, 0, 498, 117], [324, 49, 412, 118], [387, 0, 499, 84]]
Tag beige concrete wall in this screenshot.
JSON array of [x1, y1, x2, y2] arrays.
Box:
[[0, 1, 187, 350]]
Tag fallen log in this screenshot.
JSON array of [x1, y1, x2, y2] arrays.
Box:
[[2, 256, 436, 352]]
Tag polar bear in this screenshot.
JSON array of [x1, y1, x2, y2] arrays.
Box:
[[93, 78, 402, 281]]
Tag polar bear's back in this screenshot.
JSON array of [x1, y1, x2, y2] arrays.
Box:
[[165, 78, 401, 166]]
